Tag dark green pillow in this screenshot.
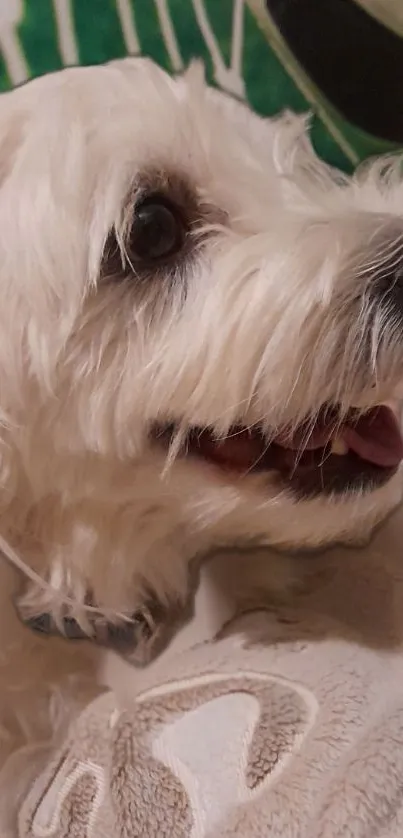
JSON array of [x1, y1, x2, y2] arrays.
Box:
[[0, 0, 401, 171]]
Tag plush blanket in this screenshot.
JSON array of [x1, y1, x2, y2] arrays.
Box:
[[3, 503, 403, 838]]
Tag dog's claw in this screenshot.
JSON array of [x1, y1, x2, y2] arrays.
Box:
[[25, 612, 53, 636], [24, 612, 89, 640], [61, 615, 89, 639], [98, 599, 179, 667]]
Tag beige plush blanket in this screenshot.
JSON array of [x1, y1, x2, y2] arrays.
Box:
[[2, 505, 403, 837]]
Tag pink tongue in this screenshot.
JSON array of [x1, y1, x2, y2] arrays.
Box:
[[343, 407, 403, 468], [277, 406, 403, 468]]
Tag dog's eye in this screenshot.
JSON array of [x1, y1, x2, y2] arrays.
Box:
[[130, 195, 185, 262]]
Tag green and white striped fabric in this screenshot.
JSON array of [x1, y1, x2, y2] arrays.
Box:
[[0, 0, 401, 172]]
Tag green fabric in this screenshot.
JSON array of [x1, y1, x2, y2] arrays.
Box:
[[0, 0, 400, 171]]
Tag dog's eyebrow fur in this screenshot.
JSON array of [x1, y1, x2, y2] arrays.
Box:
[[100, 168, 225, 285]]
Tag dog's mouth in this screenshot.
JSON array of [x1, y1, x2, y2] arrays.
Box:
[[155, 404, 403, 496]]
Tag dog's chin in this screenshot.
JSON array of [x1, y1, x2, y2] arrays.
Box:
[[153, 401, 403, 502]]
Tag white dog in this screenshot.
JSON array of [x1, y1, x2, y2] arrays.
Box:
[[0, 57, 402, 669]]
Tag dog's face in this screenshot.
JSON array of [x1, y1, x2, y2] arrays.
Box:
[[1, 58, 403, 561]]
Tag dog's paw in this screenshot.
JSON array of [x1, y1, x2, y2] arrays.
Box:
[[19, 595, 188, 667], [94, 597, 186, 666], [16, 555, 195, 666]]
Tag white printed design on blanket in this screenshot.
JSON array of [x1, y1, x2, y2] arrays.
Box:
[[149, 673, 317, 838], [152, 690, 283, 837], [21, 674, 317, 838], [30, 758, 105, 838]]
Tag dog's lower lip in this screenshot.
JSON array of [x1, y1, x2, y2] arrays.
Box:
[[187, 405, 403, 471], [153, 404, 402, 496]]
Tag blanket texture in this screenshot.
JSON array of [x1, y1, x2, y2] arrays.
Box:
[[3, 502, 403, 838]]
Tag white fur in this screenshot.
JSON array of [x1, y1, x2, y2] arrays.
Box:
[[0, 57, 401, 628]]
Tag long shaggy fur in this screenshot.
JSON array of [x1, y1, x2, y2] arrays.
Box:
[[0, 57, 401, 641]]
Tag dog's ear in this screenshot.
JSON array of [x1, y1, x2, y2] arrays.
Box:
[[108, 55, 176, 90], [0, 90, 25, 184], [0, 81, 87, 386]]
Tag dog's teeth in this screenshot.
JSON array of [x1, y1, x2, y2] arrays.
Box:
[[330, 436, 348, 455]]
